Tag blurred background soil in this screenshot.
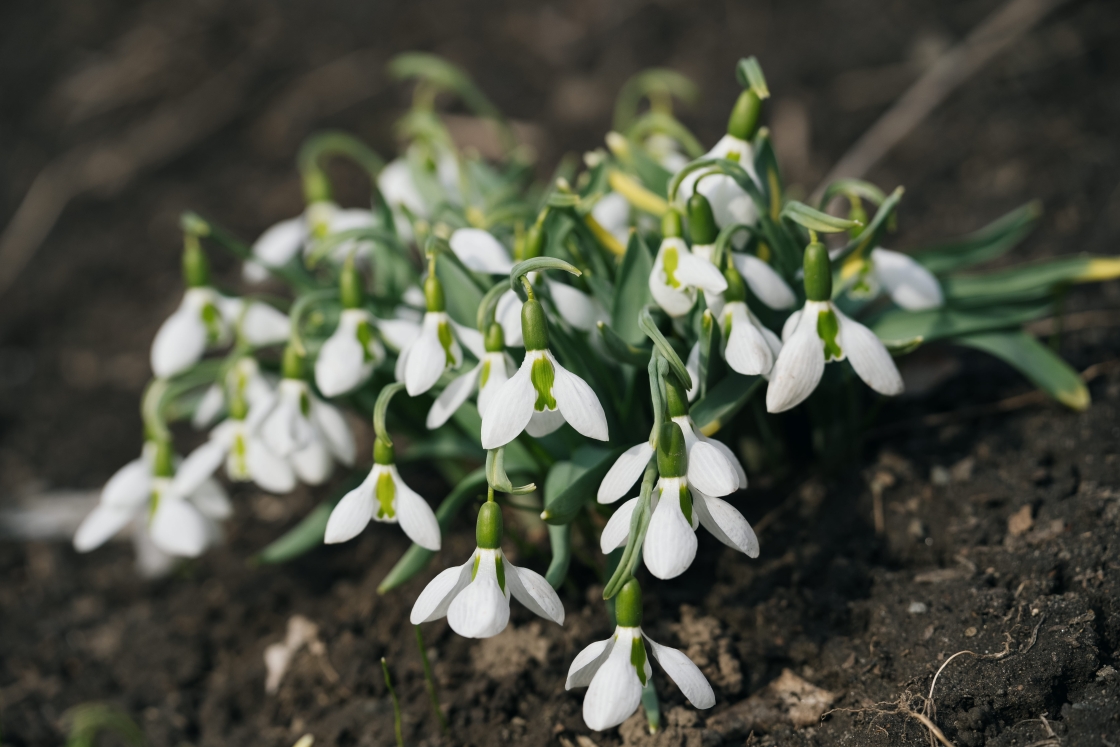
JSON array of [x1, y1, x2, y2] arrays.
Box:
[[1, 0, 1119, 745]]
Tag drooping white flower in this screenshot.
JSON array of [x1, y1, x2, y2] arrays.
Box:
[[493, 279, 608, 346], [566, 580, 713, 731], [410, 503, 564, 638], [730, 252, 797, 310], [591, 191, 632, 248], [73, 442, 231, 564], [480, 297, 608, 448], [676, 134, 760, 230], [719, 300, 782, 377], [324, 439, 441, 550], [395, 309, 485, 397], [314, 308, 386, 397], [843, 247, 942, 311], [648, 237, 727, 318], [426, 324, 515, 429], [449, 228, 514, 274], [260, 376, 356, 485], [244, 201, 378, 282], [193, 356, 274, 429], [377, 148, 462, 239]]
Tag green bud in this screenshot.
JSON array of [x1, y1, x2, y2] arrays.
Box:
[[687, 194, 718, 246], [727, 90, 762, 141], [484, 322, 505, 353], [373, 438, 394, 465], [657, 422, 687, 478], [152, 439, 174, 478], [664, 375, 689, 418], [281, 345, 305, 380], [615, 578, 643, 628], [521, 222, 544, 261], [476, 501, 504, 550], [723, 264, 747, 303], [302, 169, 332, 204], [424, 272, 445, 312], [182, 235, 210, 288], [803, 241, 833, 302], [340, 260, 364, 309], [521, 298, 549, 351], [661, 210, 683, 239]]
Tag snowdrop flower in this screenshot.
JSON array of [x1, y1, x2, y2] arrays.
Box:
[[449, 228, 514, 274], [717, 264, 782, 377], [395, 272, 485, 396], [567, 580, 713, 731], [601, 422, 757, 579], [175, 390, 296, 495], [314, 262, 386, 397], [591, 191, 632, 248], [481, 294, 608, 447], [493, 279, 607, 345], [767, 242, 903, 413], [152, 241, 289, 378], [324, 438, 441, 550], [648, 212, 727, 318], [244, 201, 377, 282], [842, 247, 943, 311], [427, 323, 514, 429], [192, 356, 274, 429], [74, 441, 231, 562], [410, 502, 564, 637], [377, 147, 462, 238], [599, 378, 744, 504], [644, 132, 690, 173], [730, 251, 797, 310], [261, 348, 356, 485]]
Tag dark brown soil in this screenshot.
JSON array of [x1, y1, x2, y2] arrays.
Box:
[[2, 1, 1120, 746]]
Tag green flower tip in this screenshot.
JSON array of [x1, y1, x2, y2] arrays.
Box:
[[182, 235, 210, 288], [424, 272, 446, 312], [484, 322, 505, 353], [373, 438, 395, 465], [657, 421, 687, 478], [615, 578, 643, 628], [661, 210, 683, 239], [476, 501, 504, 550], [152, 439, 174, 478], [687, 193, 718, 246], [521, 298, 549, 351], [803, 241, 832, 302], [340, 260, 364, 309], [281, 344, 306, 380], [727, 89, 762, 141]]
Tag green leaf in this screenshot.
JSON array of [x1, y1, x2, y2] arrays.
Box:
[[597, 322, 652, 366], [816, 179, 888, 210], [691, 372, 763, 435], [883, 335, 924, 356], [541, 447, 626, 525], [611, 231, 655, 345], [913, 202, 1041, 274], [378, 469, 490, 593], [255, 471, 368, 564], [780, 201, 862, 233], [735, 57, 770, 98], [435, 252, 485, 327], [545, 524, 571, 588], [940, 256, 1111, 305], [956, 330, 1089, 411], [697, 309, 723, 399], [870, 300, 1051, 342], [639, 306, 692, 391], [831, 187, 904, 264], [613, 69, 700, 131], [752, 133, 782, 219]]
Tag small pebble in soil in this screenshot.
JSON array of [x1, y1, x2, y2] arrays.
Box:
[[908, 601, 928, 614], [965, 627, 978, 637]]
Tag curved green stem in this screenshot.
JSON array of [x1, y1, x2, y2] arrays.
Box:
[[373, 382, 406, 445], [287, 289, 340, 356]]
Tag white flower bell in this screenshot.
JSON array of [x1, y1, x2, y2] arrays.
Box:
[[314, 262, 385, 397], [716, 266, 782, 377], [449, 228, 514, 275], [567, 580, 713, 731], [244, 200, 378, 282], [324, 438, 442, 551], [648, 212, 727, 318], [193, 356, 274, 429], [767, 242, 904, 413], [842, 247, 943, 311], [395, 271, 486, 396], [591, 191, 632, 248], [600, 423, 757, 580], [73, 441, 231, 563], [427, 323, 514, 429], [261, 348, 357, 485], [410, 502, 564, 638], [481, 295, 608, 448]]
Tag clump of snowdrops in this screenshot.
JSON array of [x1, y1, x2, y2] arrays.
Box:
[[74, 54, 1118, 731]]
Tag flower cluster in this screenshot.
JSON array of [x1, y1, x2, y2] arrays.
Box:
[[73, 53, 1114, 733]]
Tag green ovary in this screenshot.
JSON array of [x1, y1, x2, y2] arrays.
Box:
[[630, 637, 648, 685], [817, 309, 843, 361], [530, 356, 557, 412], [375, 470, 396, 519], [437, 321, 456, 367]]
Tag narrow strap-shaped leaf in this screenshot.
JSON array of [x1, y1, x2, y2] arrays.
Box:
[[780, 201, 862, 233], [955, 330, 1089, 411], [735, 56, 770, 98], [434, 249, 486, 327], [941, 256, 1120, 305], [816, 179, 888, 210], [830, 186, 904, 265], [913, 201, 1041, 275], [611, 230, 655, 345], [541, 447, 627, 525], [597, 322, 653, 366], [545, 524, 571, 588], [870, 300, 1052, 342], [639, 306, 692, 392], [690, 372, 762, 436], [697, 309, 724, 399]]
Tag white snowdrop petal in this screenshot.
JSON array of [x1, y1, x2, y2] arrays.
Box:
[[480, 360, 536, 449], [649, 273, 696, 318], [686, 441, 740, 498], [324, 477, 374, 544], [73, 505, 136, 552], [101, 458, 152, 509], [766, 308, 826, 413], [410, 560, 474, 624], [693, 492, 759, 557], [449, 228, 514, 274], [551, 354, 608, 441], [525, 408, 565, 437], [190, 479, 232, 520], [732, 253, 797, 310], [151, 306, 207, 378], [547, 280, 607, 332], [698, 175, 753, 230], [447, 556, 511, 639], [646, 637, 716, 709], [598, 443, 654, 504], [377, 318, 422, 353], [675, 251, 728, 294], [592, 192, 631, 237], [506, 562, 565, 624], [149, 499, 210, 558], [427, 364, 482, 429], [291, 440, 334, 485], [315, 327, 368, 397], [245, 438, 297, 493], [495, 290, 524, 347], [192, 384, 225, 429], [723, 304, 774, 376], [835, 309, 904, 396], [583, 636, 644, 731], [378, 159, 427, 216], [780, 308, 803, 342], [600, 497, 639, 553], [451, 320, 486, 360], [476, 354, 510, 418], [312, 399, 355, 466], [566, 638, 614, 690], [172, 439, 228, 498], [702, 436, 747, 489], [643, 485, 698, 579], [251, 217, 305, 268], [871, 248, 943, 311], [760, 324, 783, 361], [238, 303, 290, 346], [406, 316, 453, 396], [392, 468, 441, 551]]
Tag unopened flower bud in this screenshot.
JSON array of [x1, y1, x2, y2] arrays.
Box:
[[475, 501, 504, 550], [803, 241, 832, 302], [687, 194, 718, 246], [182, 235, 210, 288]]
